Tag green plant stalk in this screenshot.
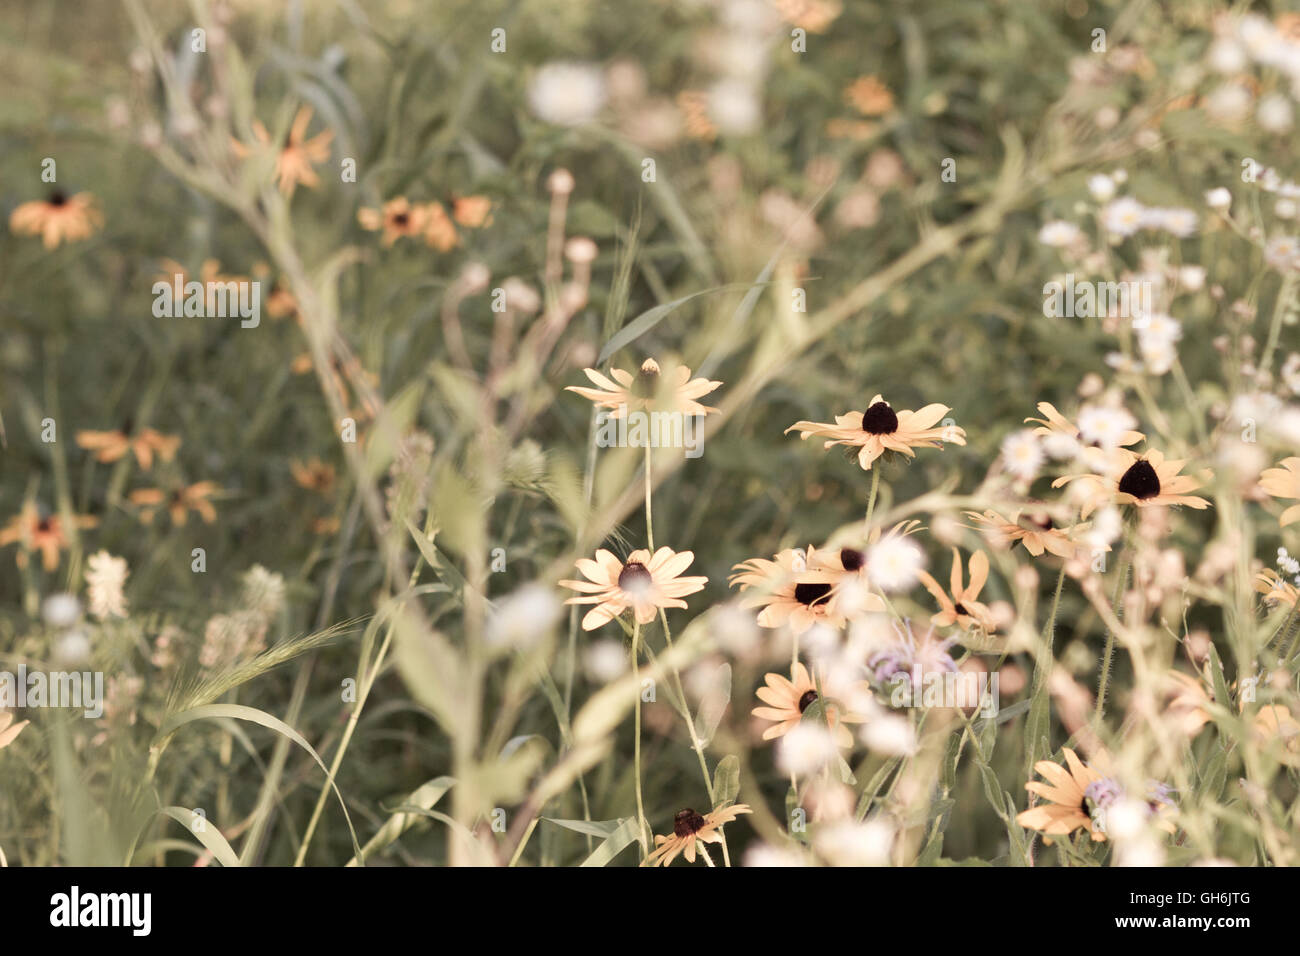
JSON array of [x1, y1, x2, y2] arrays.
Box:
[[631, 618, 648, 857], [1094, 545, 1132, 726], [294, 512, 435, 865]]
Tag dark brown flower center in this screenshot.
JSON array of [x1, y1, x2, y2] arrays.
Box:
[[673, 808, 707, 837], [617, 561, 653, 592], [36, 518, 52, 533], [49, 191, 66, 206], [954, 602, 969, 615], [794, 582, 832, 607], [840, 548, 865, 571], [392, 212, 410, 227], [1117, 460, 1161, 500], [798, 690, 819, 713], [861, 401, 899, 435]]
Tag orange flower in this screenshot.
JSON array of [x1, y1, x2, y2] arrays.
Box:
[[965, 508, 1077, 559], [844, 76, 894, 116], [130, 482, 221, 526], [752, 662, 864, 747], [231, 106, 333, 196], [291, 459, 336, 495], [0, 711, 29, 752], [77, 426, 180, 470], [786, 395, 964, 471], [1053, 449, 1211, 519], [358, 198, 426, 246], [450, 195, 493, 228], [916, 548, 995, 632], [0, 503, 98, 572], [559, 546, 708, 630], [9, 191, 103, 249], [1260, 457, 1300, 527], [645, 804, 751, 867], [422, 201, 460, 252]]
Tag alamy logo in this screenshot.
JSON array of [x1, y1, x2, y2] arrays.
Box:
[[1042, 273, 1152, 321], [888, 666, 1000, 718], [595, 407, 705, 459], [0, 665, 103, 718], [49, 886, 151, 936], [152, 273, 261, 328]]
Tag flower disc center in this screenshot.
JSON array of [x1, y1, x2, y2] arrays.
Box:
[[861, 402, 899, 435], [1118, 460, 1161, 500]]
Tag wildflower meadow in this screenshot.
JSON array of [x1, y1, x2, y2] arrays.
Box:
[[2, 0, 1300, 909]]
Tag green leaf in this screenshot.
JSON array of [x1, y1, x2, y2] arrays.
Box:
[[155, 703, 361, 862], [347, 776, 456, 867], [597, 283, 765, 365], [579, 817, 640, 867], [158, 807, 240, 868], [712, 755, 740, 809], [543, 817, 624, 839]]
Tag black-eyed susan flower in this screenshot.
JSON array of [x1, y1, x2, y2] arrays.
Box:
[[729, 546, 844, 634], [1253, 705, 1300, 758], [231, 106, 333, 196], [808, 545, 887, 615], [357, 197, 426, 246], [449, 194, 493, 228], [785, 395, 964, 471], [1053, 449, 1211, 519], [9, 191, 103, 249], [560, 546, 707, 630], [422, 201, 459, 252], [76, 425, 180, 471], [916, 548, 995, 632], [129, 482, 221, 526], [566, 358, 721, 418], [1015, 748, 1108, 843], [752, 661, 863, 747], [0, 504, 98, 572], [1256, 568, 1298, 607], [645, 804, 752, 866], [1261, 457, 1300, 527], [965, 508, 1077, 559]]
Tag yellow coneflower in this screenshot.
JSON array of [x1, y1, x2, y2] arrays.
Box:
[[291, 459, 336, 495], [785, 395, 964, 471], [1053, 449, 1211, 519], [450, 194, 493, 228], [9, 191, 103, 249], [808, 544, 888, 615], [645, 804, 751, 867], [1260, 457, 1300, 527], [844, 75, 894, 116], [0, 711, 28, 752], [559, 546, 707, 630], [422, 201, 460, 252], [1256, 568, 1298, 608], [916, 548, 995, 632], [729, 546, 845, 634], [566, 358, 722, 418], [357, 197, 426, 246], [752, 661, 863, 747], [0, 504, 98, 572], [965, 508, 1077, 559], [1015, 748, 1107, 843], [76, 425, 180, 471], [1253, 705, 1300, 758], [129, 482, 221, 526], [231, 106, 333, 196]]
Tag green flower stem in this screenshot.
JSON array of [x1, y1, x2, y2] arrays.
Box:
[[1094, 544, 1132, 726], [631, 618, 648, 857]]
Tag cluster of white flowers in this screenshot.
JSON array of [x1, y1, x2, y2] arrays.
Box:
[[1102, 197, 1198, 239], [1278, 547, 1300, 586]]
